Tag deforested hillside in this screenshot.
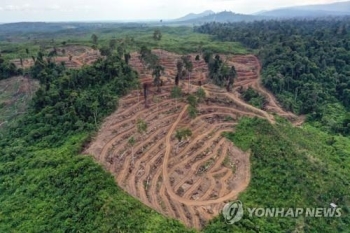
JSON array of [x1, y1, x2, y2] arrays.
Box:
[[195, 19, 350, 135], [0, 24, 349, 233]]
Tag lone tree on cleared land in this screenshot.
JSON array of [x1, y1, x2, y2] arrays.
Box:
[[91, 34, 98, 46], [128, 136, 136, 164], [152, 64, 164, 92], [187, 94, 198, 122], [195, 87, 206, 103], [188, 105, 198, 121], [139, 46, 150, 68], [181, 56, 193, 93], [137, 119, 148, 151], [124, 53, 131, 64], [187, 94, 198, 108], [227, 66, 237, 92], [171, 86, 182, 108], [175, 128, 192, 153], [175, 60, 183, 86], [143, 83, 149, 107]]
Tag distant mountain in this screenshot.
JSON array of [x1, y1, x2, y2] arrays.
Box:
[[175, 11, 268, 24], [175, 10, 215, 21], [257, 1, 350, 18]]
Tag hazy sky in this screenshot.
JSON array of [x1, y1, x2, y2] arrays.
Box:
[[0, 0, 345, 22]]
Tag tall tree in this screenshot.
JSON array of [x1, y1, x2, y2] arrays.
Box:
[[137, 119, 148, 151], [203, 50, 213, 63], [187, 94, 198, 122], [187, 94, 198, 108], [19, 57, 23, 67], [175, 128, 192, 153], [182, 56, 193, 93], [175, 60, 183, 86], [92, 101, 99, 128], [91, 34, 98, 46], [124, 53, 131, 64], [195, 87, 206, 103], [143, 83, 149, 108], [227, 66, 237, 92], [153, 29, 162, 41], [188, 106, 198, 121], [140, 46, 151, 62], [152, 64, 164, 92], [171, 86, 182, 108]]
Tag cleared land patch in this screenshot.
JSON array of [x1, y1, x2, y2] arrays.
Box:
[[85, 50, 303, 229], [11, 45, 100, 69], [0, 76, 39, 128]]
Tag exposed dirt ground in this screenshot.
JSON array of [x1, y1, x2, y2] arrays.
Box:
[[85, 50, 304, 229], [0, 76, 40, 128], [11, 45, 100, 69]]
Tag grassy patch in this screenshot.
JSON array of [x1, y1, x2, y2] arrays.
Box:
[[0, 134, 194, 233], [240, 87, 266, 109], [1, 26, 248, 61], [204, 118, 350, 232]]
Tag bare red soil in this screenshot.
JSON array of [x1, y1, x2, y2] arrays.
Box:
[[0, 76, 40, 127]]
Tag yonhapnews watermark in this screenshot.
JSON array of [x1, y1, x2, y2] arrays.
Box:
[[223, 201, 342, 224]]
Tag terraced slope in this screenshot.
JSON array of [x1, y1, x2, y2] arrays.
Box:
[[85, 50, 303, 229]]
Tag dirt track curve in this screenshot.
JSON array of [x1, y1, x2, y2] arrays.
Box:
[[85, 50, 303, 229]]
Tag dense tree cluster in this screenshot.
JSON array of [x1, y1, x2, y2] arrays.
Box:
[[204, 52, 237, 90], [196, 19, 350, 134], [139, 46, 165, 93], [240, 87, 266, 109], [0, 57, 19, 79], [4, 52, 138, 147]]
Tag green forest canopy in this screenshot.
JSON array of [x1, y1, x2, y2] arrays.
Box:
[[0, 52, 192, 232], [195, 19, 350, 135]]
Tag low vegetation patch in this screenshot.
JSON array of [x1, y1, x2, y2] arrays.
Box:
[[205, 118, 350, 232]]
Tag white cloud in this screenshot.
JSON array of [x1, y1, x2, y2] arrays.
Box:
[[73, 5, 93, 12], [0, 0, 347, 22], [4, 4, 32, 11], [45, 4, 60, 11]]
